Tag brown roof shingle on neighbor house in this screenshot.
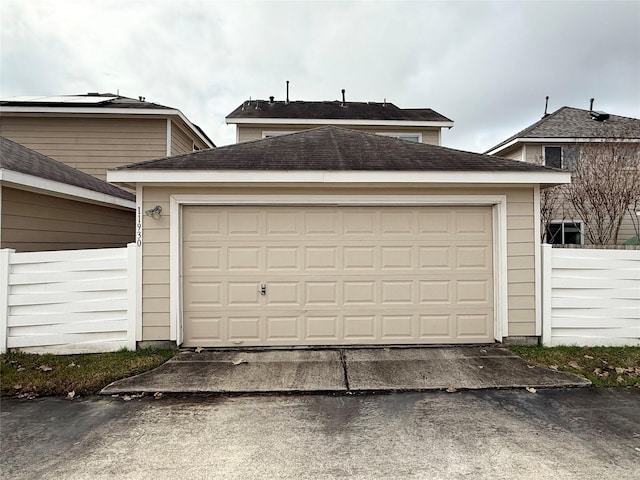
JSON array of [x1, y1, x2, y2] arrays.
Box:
[[486, 107, 640, 154], [226, 100, 453, 123], [1, 136, 135, 201], [115, 126, 555, 172]]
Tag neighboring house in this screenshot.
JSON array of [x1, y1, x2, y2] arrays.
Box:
[[1, 137, 135, 251], [108, 126, 569, 348], [226, 91, 453, 145], [0, 93, 215, 182], [486, 106, 640, 245]]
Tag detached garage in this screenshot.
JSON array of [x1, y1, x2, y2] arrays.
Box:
[[108, 127, 570, 348]]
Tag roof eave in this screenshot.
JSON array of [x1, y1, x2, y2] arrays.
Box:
[[107, 169, 571, 187], [486, 136, 640, 155], [225, 117, 454, 128], [1, 168, 136, 209]]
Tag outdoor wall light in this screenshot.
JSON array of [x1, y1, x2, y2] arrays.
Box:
[[145, 205, 162, 219]]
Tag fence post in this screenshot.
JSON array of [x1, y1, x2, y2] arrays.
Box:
[[126, 243, 138, 350], [541, 244, 553, 346], [0, 249, 15, 354]]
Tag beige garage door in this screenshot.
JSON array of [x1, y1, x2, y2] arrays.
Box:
[[182, 205, 494, 347]]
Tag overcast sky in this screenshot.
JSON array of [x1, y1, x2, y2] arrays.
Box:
[[1, 0, 638, 152]]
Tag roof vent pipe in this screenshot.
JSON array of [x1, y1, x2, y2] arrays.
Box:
[[590, 98, 594, 112], [269, 96, 274, 104], [286, 80, 289, 104], [543, 95, 549, 117], [341, 89, 346, 107]]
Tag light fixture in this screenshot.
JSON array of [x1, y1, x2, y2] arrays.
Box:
[[145, 205, 162, 219]]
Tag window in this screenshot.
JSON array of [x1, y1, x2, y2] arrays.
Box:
[[544, 146, 562, 169], [376, 132, 422, 143], [262, 131, 297, 138], [545, 221, 583, 245]]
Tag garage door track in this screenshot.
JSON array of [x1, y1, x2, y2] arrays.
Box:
[[101, 346, 590, 394]]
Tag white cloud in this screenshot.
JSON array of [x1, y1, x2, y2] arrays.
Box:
[[1, 0, 638, 151]]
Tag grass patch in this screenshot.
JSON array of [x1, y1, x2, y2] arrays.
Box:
[[0, 348, 176, 398], [509, 345, 640, 387]]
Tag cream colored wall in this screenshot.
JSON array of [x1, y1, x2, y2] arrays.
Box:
[[499, 146, 524, 162], [0, 115, 167, 181], [139, 185, 538, 341], [170, 120, 209, 155], [1, 187, 134, 252], [236, 125, 442, 145]]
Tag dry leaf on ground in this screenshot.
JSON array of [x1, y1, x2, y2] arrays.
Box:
[[194, 346, 203, 353], [583, 355, 594, 359], [527, 365, 535, 369], [446, 387, 458, 393], [38, 365, 52, 372], [568, 361, 582, 370], [615, 367, 625, 374], [617, 376, 625, 383], [549, 365, 559, 370], [154, 392, 163, 399], [232, 358, 248, 366], [67, 391, 76, 399], [525, 387, 537, 394]]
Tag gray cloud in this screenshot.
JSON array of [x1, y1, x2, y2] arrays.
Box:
[[1, 0, 638, 152]]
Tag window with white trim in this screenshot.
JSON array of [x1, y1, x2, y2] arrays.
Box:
[[376, 132, 422, 143], [544, 146, 562, 169], [545, 221, 583, 245]]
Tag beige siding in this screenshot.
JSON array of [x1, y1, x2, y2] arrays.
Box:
[[618, 209, 639, 244], [139, 185, 538, 342], [236, 125, 442, 145], [1, 187, 134, 252], [525, 144, 543, 164], [500, 146, 524, 162], [0, 115, 167, 181], [170, 121, 198, 155]]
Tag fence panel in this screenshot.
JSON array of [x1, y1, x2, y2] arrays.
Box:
[[542, 245, 640, 346], [0, 245, 137, 354]]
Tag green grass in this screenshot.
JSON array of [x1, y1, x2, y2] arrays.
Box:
[[0, 348, 176, 398], [509, 345, 640, 387]]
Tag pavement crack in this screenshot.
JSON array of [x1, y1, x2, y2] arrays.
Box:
[[339, 349, 351, 391]]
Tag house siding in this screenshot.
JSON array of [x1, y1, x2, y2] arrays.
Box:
[[1, 187, 134, 252], [139, 185, 538, 341], [171, 121, 205, 155], [237, 124, 442, 145], [0, 116, 167, 181]]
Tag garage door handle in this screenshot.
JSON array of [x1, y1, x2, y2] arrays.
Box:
[[259, 284, 267, 296]]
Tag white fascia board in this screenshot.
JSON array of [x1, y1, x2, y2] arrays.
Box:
[[225, 117, 454, 128], [487, 137, 640, 155], [107, 169, 571, 186], [0, 106, 215, 148], [0, 169, 135, 209]]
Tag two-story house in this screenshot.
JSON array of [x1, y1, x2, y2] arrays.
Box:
[[485, 105, 640, 245], [0, 93, 215, 251], [226, 90, 453, 145]]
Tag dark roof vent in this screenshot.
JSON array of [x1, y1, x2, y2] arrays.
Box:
[[269, 96, 274, 104], [590, 110, 610, 121], [341, 89, 346, 107]]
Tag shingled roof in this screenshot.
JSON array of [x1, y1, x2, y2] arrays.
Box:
[[115, 126, 554, 173], [1, 136, 135, 202], [486, 107, 640, 154], [226, 100, 452, 124], [0, 93, 172, 110]]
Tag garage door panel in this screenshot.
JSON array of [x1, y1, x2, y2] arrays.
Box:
[[182, 205, 494, 347]]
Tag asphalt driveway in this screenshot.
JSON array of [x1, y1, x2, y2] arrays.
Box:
[[101, 346, 590, 394], [2, 389, 639, 479]]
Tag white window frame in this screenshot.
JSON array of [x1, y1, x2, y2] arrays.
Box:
[[546, 220, 584, 245], [376, 132, 423, 143], [543, 145, 563, 169]]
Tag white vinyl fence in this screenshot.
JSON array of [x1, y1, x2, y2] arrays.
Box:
[[541, 245, 640, 347], [0, 244, 137, 354]]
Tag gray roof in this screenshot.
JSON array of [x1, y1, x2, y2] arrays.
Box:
[[487, 107, 640, 153], [0, 136, 135, 202], [115, 126, 554, 173], [0, 93, 171, 110], [226, 100, 452, 123]]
